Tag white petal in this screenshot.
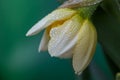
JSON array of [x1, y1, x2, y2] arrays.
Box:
[[59, 0, 102, 8], [48, 15, 83, 58], [38, 30, 50, 52], [26, 8, 76, 36], [72, 19, 97, 75]]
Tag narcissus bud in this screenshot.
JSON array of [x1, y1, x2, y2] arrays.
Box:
[[26, 0, 100, 74]]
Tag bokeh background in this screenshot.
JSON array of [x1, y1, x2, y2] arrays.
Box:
[[0, 0, 119, 80]]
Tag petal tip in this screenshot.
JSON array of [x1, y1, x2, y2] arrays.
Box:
[[26, 28, 38, 36], [26, 31, 31, 36], [38, 47, 41, 52], [38, 46, 45, 53], [26, 29, 35, 36], [38, 45, 44, 52], [75, 71, 82, 75]]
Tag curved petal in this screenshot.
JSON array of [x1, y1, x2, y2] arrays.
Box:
[[72, 19, 97, 75], [38, 30, 50, 52], [26, 8, 76, 36], [48, 14, 83, 58]]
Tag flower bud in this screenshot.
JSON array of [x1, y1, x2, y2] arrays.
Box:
[[26, 8, 97, 75]]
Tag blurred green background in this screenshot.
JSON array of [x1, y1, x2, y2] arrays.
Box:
[[0, 0, 119, 80]]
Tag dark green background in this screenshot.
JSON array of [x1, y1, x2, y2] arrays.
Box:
[[0, 0, 116, 80]]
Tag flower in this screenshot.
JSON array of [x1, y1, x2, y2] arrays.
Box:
[[26, 8, 97, 74]]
